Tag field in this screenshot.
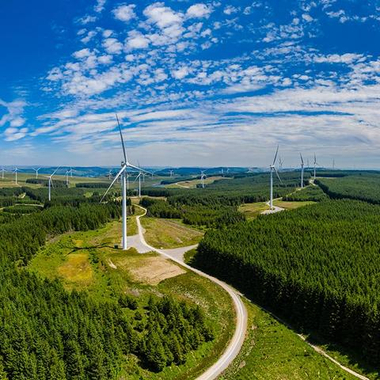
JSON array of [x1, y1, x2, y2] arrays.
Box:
[[220, 300, 359, 380], [140, 217, 204, 249], [273, 199, 316, 210], [166, 176, 230, 189], [238, 202, 269, 218], [27, 219, 235, 379]]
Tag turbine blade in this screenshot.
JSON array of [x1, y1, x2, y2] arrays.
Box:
[[127, 163, 151, 175], [51, 166, 60, 177], [300, 153, 304, 164], [116, 114, 128, 164], [100, 165, 126, 202], [272, 145, 279, 165], [275, 167, 283, 184]]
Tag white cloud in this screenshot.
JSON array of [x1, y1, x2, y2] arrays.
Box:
[[186, 4, 212, 19], [113, 4, 136, 22], [94, 0, 107, 13], [125, 31, 150, 49], [224, 5, 239, 15], [172, 66, 189, 79], [73, 48, 91, 59], [144, 3, 183, 29], [103, 38, 123, 54], [302, 14, 313, 22], [78, 15, 97, 25]]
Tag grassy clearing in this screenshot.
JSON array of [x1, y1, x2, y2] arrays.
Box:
[[220, 299, 358, 380], [141, 217, 204, 249], [27, 221, 235, 379], [167, 176, 229, 189], [239, 202, 269, 218], [273, 200, 316, 210]]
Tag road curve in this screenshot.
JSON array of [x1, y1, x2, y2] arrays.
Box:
[[135, 206, 248, 380]]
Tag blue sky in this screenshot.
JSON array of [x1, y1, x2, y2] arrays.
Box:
[[1, 0, 380, 168]]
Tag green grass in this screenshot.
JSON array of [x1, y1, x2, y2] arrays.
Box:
[[166, 176, 230, 189], [239, 202, 269, 218], [140, 217, 204, 249], [273, 200, 316, 210], [27, 221, 235, 379], [220, 299, 359, 380]]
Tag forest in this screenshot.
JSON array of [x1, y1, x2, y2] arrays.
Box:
[[316, 173, 380, 204], [194, 199, 380, 366], [0, 199, 214, 378]]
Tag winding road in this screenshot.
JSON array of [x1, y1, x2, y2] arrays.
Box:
[[134, 206, 248, 380]]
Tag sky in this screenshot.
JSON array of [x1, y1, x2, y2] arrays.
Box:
[[1, 0, 380, 168]]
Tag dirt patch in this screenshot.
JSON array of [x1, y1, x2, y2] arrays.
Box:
[[117, 255, 186, 285]]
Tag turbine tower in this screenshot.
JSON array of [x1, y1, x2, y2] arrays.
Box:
[[279, 157, 284, 172], [46, 167, 60, 201], [101, 115, 147, 251], [134, 172, 143, 198], [200, 170, 206, 188], [33, 168, 41, 179], [313, 154, 319, 179], [65, 170, 70, 187], [1, 168, 5, 180], [300, 153, 305, 189], [13, 168, 19, 185], [269, 146, 282, 210]]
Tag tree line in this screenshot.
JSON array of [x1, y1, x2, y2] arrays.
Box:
[[193, 199, 380, 367]]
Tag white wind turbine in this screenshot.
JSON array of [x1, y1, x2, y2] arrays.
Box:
[[65, 170, 70, 187], [135, 171, 143, 198], [200, 170, 206, 188], [269, 146, 282, 210], [33, 167, 41, 179], [101, 115, 147, 251], [313, 153, 319, 179], [13, 168, 19, 185], [300, 153, 305, 189], [45, 167, 60, 201], [279, 156, 284, 171], [1, 168, 6, 180]]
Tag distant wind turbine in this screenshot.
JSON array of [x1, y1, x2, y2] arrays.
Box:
[[13, 168, 19, 185], [101, 115, 148, 250], [1, 168, 6, 180], [269, 146, 282, 210], [200, 170, 206, 188], [46, 167, 60, 201], [33, 168, 41, 179], [313, 154, 319, 179], [279, 157, 284, 171], [300, 153, 305, 189], [134, 172, 143, 198]]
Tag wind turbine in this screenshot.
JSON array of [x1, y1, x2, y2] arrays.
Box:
[[1, 168, 6, 180], [200, 170, 206, 188], [313, 154, 319, 179], [13, 168, 19, 185], [269, 146, 282, 210], [135, 172, 143, 198], [279, 157, 284, 172], [46, 167, 60, 201], [33, 168, 41, 179], [169, 169, 174, 177], [65, 170, 70, 187], [100, 115, 147, 251], [300, 153, 305, 189]]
